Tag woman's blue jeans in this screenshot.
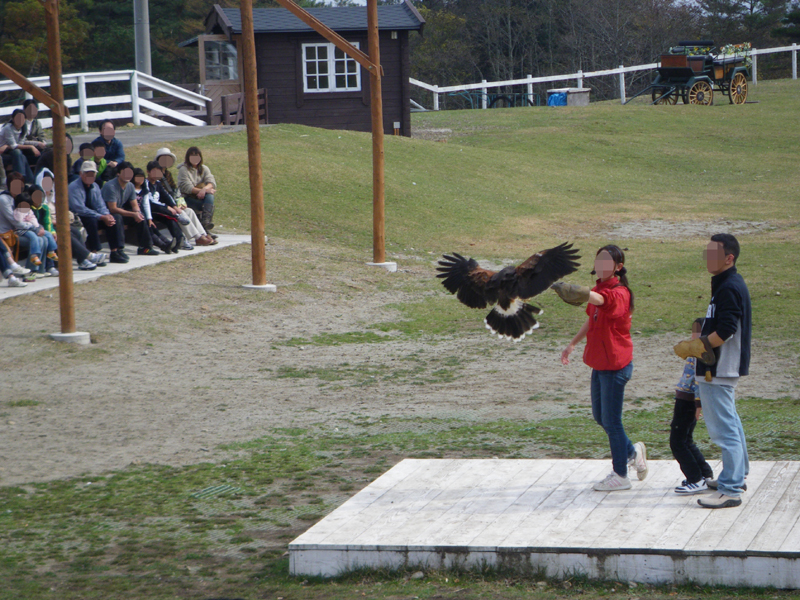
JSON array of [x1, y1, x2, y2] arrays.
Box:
[[186, 192, 214, 213], [591, 362, 635, 477]]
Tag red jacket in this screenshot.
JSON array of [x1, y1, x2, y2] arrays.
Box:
[[583, 277, 633, 371]]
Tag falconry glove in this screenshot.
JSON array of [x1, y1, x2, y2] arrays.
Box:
[[673, 336, 716, 366], [551, 282, 591, 306]]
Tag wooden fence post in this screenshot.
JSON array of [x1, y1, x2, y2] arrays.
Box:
[[481, 80, 487, 109], [793, 44, 797, 80], [618, 66, 626, 104], [526, 74, 533, 100], [433, 85, 439, 110], [577, 70, 583, 89]]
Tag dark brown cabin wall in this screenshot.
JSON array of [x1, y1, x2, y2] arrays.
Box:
[[254, 30, 410, 136]]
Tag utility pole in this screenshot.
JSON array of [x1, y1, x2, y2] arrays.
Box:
[[133, 0, 152, 98]]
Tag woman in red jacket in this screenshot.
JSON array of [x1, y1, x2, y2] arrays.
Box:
[[556, 245, 647, 492]]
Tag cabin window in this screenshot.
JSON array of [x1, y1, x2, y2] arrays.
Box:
[[302, 42, 361, 93], [205, 40, 238, 81]]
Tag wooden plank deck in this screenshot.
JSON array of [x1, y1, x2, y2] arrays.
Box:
[[290, 459, 800, 587]]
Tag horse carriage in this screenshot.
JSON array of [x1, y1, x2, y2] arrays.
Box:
[[626, 41, 751, 106]]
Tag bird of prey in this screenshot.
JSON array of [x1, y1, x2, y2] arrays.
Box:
[[436, 242, 580, 340]]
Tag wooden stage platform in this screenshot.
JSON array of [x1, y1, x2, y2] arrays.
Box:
[[290, 459, 800, 587]]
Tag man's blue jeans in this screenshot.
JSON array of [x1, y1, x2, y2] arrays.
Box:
[[591, 362, 635, 477], [697, 381, 749, 497]]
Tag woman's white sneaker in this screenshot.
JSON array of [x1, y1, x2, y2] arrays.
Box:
[[633, 441, 648, 480], [593, 472, 632, 491]]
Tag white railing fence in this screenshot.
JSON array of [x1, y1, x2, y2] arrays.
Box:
[[412, 42, 799, 109], [0, 70, 213, 130]]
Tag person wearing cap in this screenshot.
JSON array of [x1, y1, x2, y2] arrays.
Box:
[[68, 161, 128, 263], [156, 147, 214, 248]]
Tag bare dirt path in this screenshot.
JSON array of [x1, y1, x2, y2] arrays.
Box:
[[0, 238, 796, 486]]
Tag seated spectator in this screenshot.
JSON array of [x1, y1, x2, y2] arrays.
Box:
[[22, 100, 48, 151], [0, 235, 30, 287], [34, 133, 74, 181], [178, 146, 217, 232], [101, 161, 159, 256], [91, 139, 112, 186], [0, 109, 37, 183], [0, 157, 6, 191], [68, 161, 128, 264], [156, 147, 210, 247], [72, 143, 93, 177], [133, 167, 174, 253], [0, 174, 42, 273], [18, 188, 58, 277], [35, 169, 104, 271], [92, 120, 124, 170]]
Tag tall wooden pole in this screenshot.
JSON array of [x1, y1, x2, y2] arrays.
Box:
[[367, 0, 385, 264], [240, 0, 268, 287], [44, 0, 76, 333]]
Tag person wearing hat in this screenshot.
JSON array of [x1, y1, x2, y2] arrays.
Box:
[[68, 160, 128, 263], [156, 147, 215, 248]]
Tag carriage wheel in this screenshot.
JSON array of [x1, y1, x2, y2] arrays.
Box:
[[652, 88, 678, 105], [688, 81, 713, 105], [729, 73, 748, 105]]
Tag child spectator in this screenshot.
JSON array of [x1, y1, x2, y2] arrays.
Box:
[[178, 146, 217, 232], [101, 161, 159, 256], [91, 139, 112, 186], [14, 190, 58, 276], [0, 109, 37, 183], [671, 318, 715, 494], [92, 120, 124, 170], [68, 161, 128, 264], [72, 143, 94, 177]]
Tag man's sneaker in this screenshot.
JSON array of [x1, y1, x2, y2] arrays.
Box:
[[632, 441, 648, 481], [137, 247, 160, 256], [46, 267, 59, 277], [593, 472, 632, 492], [78, 259, 97, 271], [10, 263, 30, 276], [110, 250, 129, 264], [698, 492, 742, 509], [675, 479, 709, 495], [705, 478, 747, 492], [118, 249, 130, 260], [7, 275, 26, 287]]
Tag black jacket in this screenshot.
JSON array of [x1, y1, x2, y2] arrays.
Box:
[[697, 266, 751, 378]]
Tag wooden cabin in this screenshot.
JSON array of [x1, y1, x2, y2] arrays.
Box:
[[191, 1, 424, 136]]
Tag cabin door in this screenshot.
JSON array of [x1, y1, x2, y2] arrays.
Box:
[[199, 34, 242, 116]]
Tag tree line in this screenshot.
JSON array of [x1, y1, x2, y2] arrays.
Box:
[[0, 0, 798, 100], [410, 0, 800, 100]]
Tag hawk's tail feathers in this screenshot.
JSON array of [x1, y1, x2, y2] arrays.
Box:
[[484, 302, 540, 341]]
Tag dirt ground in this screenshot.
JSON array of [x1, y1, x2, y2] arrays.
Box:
[[0, 236, 796, 487]]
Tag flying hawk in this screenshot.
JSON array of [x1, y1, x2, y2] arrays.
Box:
[[436, 242, 580, 340]]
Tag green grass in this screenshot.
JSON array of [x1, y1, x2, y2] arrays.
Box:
[[4, 399, 800, 599]]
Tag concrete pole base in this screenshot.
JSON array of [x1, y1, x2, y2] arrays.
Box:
[[49, 331, 91, 345], [366, 261, 397, 272], [242, 283, 277, 292]]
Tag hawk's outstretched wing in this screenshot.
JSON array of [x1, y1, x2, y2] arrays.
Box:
[[436, 253, 497, 309], [513, 242, 581, 299]]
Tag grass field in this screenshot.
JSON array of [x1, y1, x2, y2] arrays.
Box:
[[2, 78, 800, 600]]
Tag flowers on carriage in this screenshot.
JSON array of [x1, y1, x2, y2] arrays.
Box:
[[718, 42, 752, 67]]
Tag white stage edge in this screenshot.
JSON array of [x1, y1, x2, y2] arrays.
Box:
[[290, 459, 800, 587]]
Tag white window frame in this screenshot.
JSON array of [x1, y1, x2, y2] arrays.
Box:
[[302, 42, 362, 93]]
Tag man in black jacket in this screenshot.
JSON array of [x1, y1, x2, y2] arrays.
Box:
[[675, 233, 751, 508]]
